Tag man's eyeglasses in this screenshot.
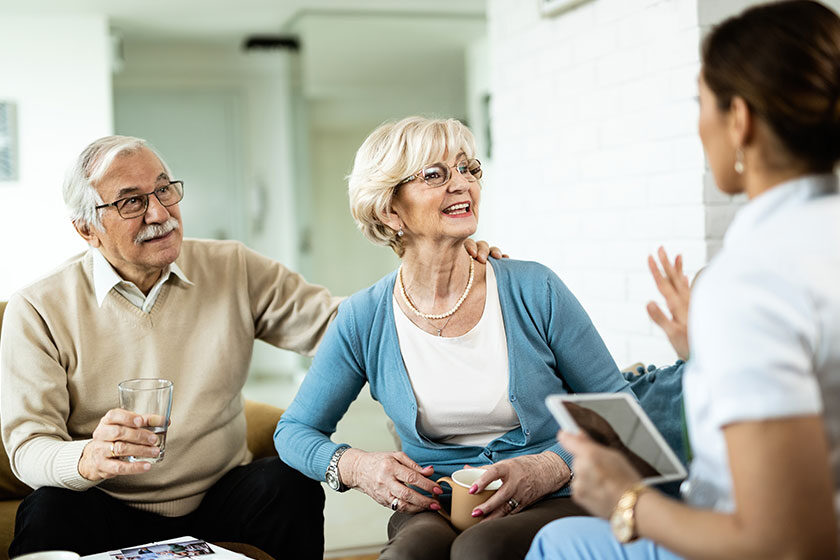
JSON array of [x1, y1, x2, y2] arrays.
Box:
[[398, 158, 482, 188], [95, 181, 185, 219]]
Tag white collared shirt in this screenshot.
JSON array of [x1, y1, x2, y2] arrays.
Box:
[[682, 174, 840, 516], [91, 248, 192, 313]]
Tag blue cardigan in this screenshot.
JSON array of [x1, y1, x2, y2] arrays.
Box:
[[274, 258, 631, 495]]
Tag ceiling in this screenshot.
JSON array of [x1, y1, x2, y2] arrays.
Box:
[[1, 0, 487, 127], [0, 0, 485, 45]]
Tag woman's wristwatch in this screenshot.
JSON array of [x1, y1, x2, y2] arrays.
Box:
[[325, 445, 350, 492], [610, 482, 649, 543]]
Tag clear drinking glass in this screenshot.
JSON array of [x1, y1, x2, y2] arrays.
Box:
[[117, 378, 173, 463]]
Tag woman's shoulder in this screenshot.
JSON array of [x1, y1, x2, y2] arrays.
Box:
[[490, 257, 563, 289], [338, 269, 398, 321]]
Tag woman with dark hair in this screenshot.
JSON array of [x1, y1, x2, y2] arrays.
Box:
[[527, 1, 840, 558]]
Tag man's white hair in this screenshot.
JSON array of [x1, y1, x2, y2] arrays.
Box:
[[63, 135, 172, 230]]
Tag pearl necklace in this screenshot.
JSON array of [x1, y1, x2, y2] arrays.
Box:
[[398, 258, 475, 320]]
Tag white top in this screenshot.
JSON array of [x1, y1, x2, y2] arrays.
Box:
[[682, 174, 840, 526], [393, 262, 519, 447], [92, 248, 192, 312]]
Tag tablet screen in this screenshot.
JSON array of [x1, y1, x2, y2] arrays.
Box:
[[546, 393, 686, 484]]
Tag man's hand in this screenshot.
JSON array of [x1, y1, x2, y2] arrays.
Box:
[[646, 247, 691, 360], [78, 408, 161, 481], [464, 239, 507, 263]]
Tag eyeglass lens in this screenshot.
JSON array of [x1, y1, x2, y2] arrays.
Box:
[[420, 159, 482, 187], [118, 182, 184, 218]]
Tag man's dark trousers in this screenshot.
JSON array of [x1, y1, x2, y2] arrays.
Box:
[[10, 458, 324, 560]]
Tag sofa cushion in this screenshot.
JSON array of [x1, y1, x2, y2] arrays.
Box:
[[0, 431, 31, 500]]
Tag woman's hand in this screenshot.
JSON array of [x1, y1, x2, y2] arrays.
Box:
[[558, 431, 643, 519], [646, 246, 691, 360], [468, 451, 571, 521], [338, 449, 442, 513]]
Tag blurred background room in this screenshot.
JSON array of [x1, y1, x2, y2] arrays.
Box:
[[2, 0, 837, 556]]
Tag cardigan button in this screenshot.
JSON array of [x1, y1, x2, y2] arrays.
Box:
[[510, 394, 516, 401]]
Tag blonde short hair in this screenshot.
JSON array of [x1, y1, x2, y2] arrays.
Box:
[[348, 116, 478, 257]]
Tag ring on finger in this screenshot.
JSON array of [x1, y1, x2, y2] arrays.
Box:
[[390, 497, 399, 511], [507, 497, 519, 511], [109, 442, 118, 458]]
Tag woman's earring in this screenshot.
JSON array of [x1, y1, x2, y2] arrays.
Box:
[[734, 147, 745, 174], [397, 228, 404, 238]]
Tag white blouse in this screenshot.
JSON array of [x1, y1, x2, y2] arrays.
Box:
[[393, 262, 519, 447], [682, 174, 840, 522]]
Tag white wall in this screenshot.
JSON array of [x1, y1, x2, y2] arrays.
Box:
[[486, 0, 704, 367], [114, 41, 302, 378], [0, 15, 112, 300], [485, 0, 840, 368]]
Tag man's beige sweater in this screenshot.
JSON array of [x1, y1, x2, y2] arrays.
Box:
[[0, 239, 340, 516]]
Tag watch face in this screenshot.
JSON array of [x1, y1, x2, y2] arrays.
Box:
[[326, 470, 339, 490]]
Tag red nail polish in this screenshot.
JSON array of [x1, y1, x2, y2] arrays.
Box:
[[430, 503, 441, 511], [469, 484, 478, 494], [472, 508, 483, 517], [433, 486, 443, 495]]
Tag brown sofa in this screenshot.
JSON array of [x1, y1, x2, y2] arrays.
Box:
[[0, 300, 285, 559]]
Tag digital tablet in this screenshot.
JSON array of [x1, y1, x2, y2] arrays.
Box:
[[545, 393, 687, 485]]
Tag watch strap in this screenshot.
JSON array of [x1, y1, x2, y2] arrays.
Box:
[[612, 482, 648, 543], [326, 445, 350, 492]]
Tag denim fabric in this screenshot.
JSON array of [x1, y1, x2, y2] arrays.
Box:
[[627, 361, 689, 466]]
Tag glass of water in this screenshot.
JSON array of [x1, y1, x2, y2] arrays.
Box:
[[117, 378, 173, 463]]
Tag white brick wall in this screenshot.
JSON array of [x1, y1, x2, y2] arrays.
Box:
[[485, 0, 840, 367], [486, 0, 702, 367]]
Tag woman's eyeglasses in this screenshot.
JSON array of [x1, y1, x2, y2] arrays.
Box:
[[398, 158, 482, 188]]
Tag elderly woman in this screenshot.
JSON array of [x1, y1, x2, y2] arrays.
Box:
[[274, 116, 631, 559], [528, 1, 840, 559]]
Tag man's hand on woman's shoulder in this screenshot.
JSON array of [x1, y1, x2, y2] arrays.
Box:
[[464, 239, 507, 263]]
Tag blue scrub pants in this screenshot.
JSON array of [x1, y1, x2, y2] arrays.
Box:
[[526, 517, 683, 560]]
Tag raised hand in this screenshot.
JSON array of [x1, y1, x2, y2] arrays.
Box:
[[339, 449, 442, 513], [78, 408, 162, 481], [646, 246, 691, 360]]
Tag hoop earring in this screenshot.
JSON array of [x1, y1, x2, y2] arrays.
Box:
[[734, 148, 745, 174]]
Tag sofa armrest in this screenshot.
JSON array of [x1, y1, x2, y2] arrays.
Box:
[[244, 400, 284, 461]]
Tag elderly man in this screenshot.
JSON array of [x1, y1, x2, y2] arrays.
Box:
[[0, 136, 495, 558]]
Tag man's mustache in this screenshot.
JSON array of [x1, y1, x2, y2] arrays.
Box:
[[134, 218, 179, 244]]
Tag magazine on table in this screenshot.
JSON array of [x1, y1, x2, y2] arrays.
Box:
[[81, 537, 248, 560]]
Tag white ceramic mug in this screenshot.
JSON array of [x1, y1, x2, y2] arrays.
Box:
[[12, 551, 80, 560]]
